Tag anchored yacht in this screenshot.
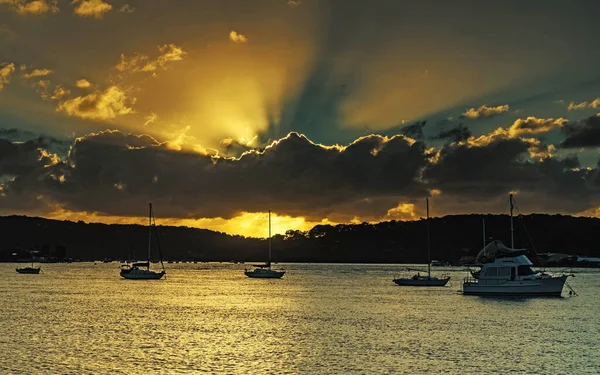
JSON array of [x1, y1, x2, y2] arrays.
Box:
[[462, 195, 569, 296]]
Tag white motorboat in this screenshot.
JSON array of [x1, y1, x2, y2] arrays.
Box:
[[462, 194, 569, 296]]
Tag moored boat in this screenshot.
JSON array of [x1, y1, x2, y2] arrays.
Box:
[[16, 252, 41, 274], [462, 194, 570, 296], [245, 210, 285, 279], [16, 266, 41, 274], [393, 198, 450, 287], [120, 203, 166, 280]]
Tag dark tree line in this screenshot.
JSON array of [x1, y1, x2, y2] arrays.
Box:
[[0, 213, 598, 264]]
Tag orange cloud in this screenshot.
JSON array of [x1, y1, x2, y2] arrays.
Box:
[[386, 203, 418, 220], [462, 104, 509, 119], [49, 85, 69, 100], [57, 85, 135, 120], [22, 68, 53, 79], [229, 30, 248, 43], [0, 0, 59, 15], [568, 98, 600, 111], [72, 0, 111, 19], [507, 116, 567, 137], [0, 62, 15, 90], [115, 44, 185, 74], [143, 112, 158, 126], [75, 79, 91, 88]]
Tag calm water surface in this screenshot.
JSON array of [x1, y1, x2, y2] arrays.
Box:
[[1, 263, 599, 374]]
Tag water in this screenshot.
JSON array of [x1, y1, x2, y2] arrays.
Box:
[[1, 263, 599, 374]]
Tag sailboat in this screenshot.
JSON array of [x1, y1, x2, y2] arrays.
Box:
[[244, 210, 285, 279], [16, 252, 41, 274], [393, 198, 450, 286], [462, 194, 570, 296], [119, 203, 166, 280]]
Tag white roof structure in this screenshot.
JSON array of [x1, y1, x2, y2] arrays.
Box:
[[475, 240, 527, 263]]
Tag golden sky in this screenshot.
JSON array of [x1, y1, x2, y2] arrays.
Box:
[[1, 0, 600, 236]]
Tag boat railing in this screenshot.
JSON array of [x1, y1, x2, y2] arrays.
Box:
[[463, 275, 511, 286]]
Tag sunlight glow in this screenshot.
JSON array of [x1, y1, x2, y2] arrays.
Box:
[[39, 209, 335, 238]]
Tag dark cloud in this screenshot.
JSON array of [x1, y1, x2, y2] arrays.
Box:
[[560, 115, 600, 148], [0, 131, 430, 222], [424, 136, 598, 213], [0, 128, 35, 138], [431, 123, 471, 143], [0, 127, 73, 158], [400, 121, 426, 140], [2, 127, 600, 223], [219, 138, 257, 157], [0, 138, 54, 177]]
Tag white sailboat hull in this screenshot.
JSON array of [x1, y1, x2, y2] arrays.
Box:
[[120, 269, 165, 280], [393, 276, 450, 286], [462, 275, 568, 296], [244, 269, 285, 278]]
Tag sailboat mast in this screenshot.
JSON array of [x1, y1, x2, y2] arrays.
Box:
[[509, 194, 514, 248], [426, 198, 431, 277], [148, 203, 152, 269], [268, 210, 272, 267], [482, 217, 486, 247]]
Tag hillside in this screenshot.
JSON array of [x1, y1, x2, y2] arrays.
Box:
[[1, 214, 598, 264]]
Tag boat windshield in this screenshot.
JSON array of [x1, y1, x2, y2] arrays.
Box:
[[518, 265, 536, 276]]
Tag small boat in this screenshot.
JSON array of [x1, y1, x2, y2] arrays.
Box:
[[393, 198, 450, 286], [430, 260, 443, 267], [120, 203, 166, 280], [16, 253, 41, 274], [245, 210, 285, 279], [462, 194, 570, 296], [16, 266, 41, 274]]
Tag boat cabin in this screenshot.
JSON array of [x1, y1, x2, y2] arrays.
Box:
[[469, 255, 547, 284]]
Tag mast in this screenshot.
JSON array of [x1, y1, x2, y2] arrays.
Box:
[[426, 198, 431, 277], [148, 203, 152, 269], [268, 210, 272, 268], [150, 207, 166, 272], [509, 194, 514, 249], [482, 217, 486, 247]]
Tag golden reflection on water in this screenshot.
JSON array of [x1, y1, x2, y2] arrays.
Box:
[[1, 263, 599, 374]]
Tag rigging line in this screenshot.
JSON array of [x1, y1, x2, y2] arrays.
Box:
[[512, 197, 544, 267]]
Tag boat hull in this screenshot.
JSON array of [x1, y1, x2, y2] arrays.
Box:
[[120, 269, 165, 280], [393, 277, 450, 286], [244, 269, 285, 278], [16, 267, 41, 274], [462, 275, 568, 296]]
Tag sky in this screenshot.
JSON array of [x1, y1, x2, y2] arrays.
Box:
[[1, 0, 600, 237]]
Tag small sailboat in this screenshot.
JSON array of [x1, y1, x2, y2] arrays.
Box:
[[393, 198, 450, 286], [120, 203, 166, 280], [462, 194, 570, 296], [245, 210, 285, 279], [16, 253, 41, 274]]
